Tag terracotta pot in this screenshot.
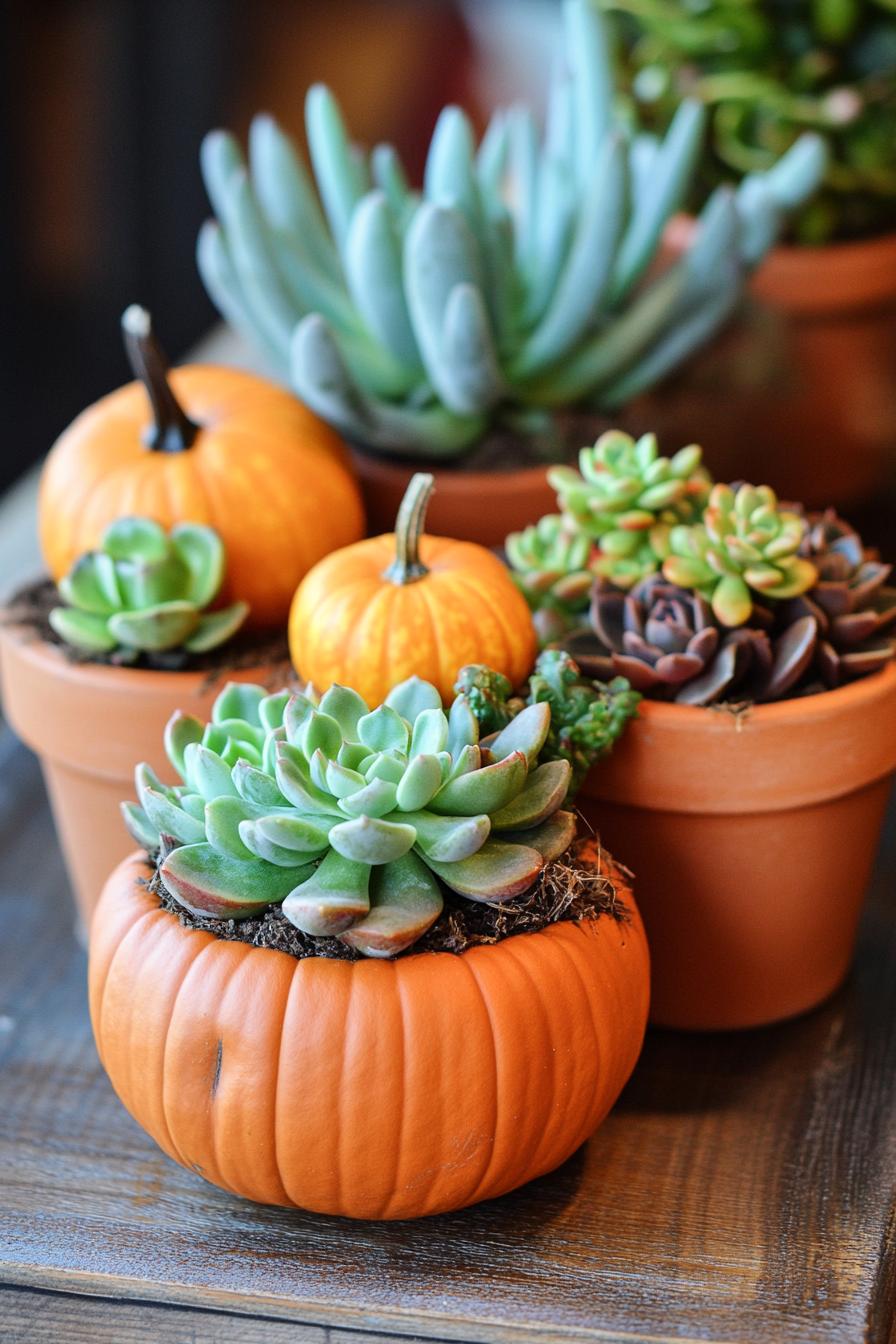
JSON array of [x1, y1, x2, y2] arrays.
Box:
[[0, 625, 285, 933], [640, 220, 896, 510], [578, 663, 896, 1031], [350, 447, 557, 547], [88, 848, 650, 1219]]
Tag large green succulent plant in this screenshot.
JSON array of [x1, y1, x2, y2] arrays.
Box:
[[125, 676, 578, 958], [197, 0, 824, 458], [49, 517, 248, 661]]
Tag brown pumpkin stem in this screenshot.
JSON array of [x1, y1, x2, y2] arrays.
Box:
[[383, 472, 434, 586], [122, 304, 200, 453]]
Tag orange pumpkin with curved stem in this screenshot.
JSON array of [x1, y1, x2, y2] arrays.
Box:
[[288, 472, 537, 704], [89, 845, 650, 1219], [38, 306, 365, 630]]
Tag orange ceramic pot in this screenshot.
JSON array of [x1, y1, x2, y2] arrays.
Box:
[[89, 848, 650, 1219], [351, 448, 557, 548], [0, 625, 287, 932], [642, 221, 896, 510], [578, 663, 896, 1031]]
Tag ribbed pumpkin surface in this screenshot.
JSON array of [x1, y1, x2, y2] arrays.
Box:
[[89, 851, 649, 1219], [39, 366, 365, 631]]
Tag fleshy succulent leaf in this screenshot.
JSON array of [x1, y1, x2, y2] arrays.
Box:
[[500, 810, 578, 862], [427, 839, 544, 902], [141, 787, 208, 846], [168, 523, 225, 608], [319, 684, 370, 737], [184, 742, 240, 802], [329, 814, 417, 864], [184, 603, 250, 653], [357, 705, 409, 754], [407, 810, 492, 863], [282, 848, 371, 935], [162, 843, 311, 920], [430, 751, 528, 816], [386, 676, 444, 721], [164, 711, 205, 779], [120, 801, 160, 851], [339, 853, 443, 957], [488, 760, 573, 831]]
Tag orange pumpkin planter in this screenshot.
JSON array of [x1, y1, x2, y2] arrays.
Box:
[[289, 472, 537, 705], [39, 307, 365, 630], [89, 848, 649, 1219]]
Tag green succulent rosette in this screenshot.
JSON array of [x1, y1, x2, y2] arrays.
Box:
[[547, 431, 712, 590], [124, 675, 577, 958], [662, 482, 818, 626], [49, 516, 248, 660]]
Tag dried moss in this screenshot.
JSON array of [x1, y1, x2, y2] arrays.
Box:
[[146, 836, 628, 962]]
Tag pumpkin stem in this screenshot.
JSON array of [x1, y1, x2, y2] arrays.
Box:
[[383, 473, 434, 586], [122, 304, 200, 453]]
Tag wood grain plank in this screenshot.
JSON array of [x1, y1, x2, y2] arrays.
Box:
[[1, 727, 895, 1344], [0, 1285, 328, 1344]]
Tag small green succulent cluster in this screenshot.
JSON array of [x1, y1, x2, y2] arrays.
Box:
[[510, 433, 823, 636], [504, 515, 596, 645], [124, 676, 579, 958], [454, 652, 641, 798], [547, 431, 712, 588], [603, 0, 896, 242], [49, 517, 248, 662], [198, 0, 824, 458], [663, 483, 817, 626], [507, 430, 711, 635]]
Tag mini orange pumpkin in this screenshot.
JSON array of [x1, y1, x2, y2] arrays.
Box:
[[289, 472, 537, 704], [39, 306, 365, 630], [89, 846, 649, 1219]]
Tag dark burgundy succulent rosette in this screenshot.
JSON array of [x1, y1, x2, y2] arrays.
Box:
[[559, 513, 896, 706]]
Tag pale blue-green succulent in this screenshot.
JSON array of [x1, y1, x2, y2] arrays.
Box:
[[124, 677, 576, 958], [49, 517, 248, 660], [197, 0, 825, 458]]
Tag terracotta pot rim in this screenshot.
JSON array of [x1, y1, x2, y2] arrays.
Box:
[[633, 659, 896, 728], [0, 623, 248, 695], [585, 660, 896, 813], [349, 445, 553, 496], [666, 213, 896, 311]]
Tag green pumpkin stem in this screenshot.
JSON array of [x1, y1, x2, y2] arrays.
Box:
[[383, 472, 434, 586], [122, 304, 200, 453]]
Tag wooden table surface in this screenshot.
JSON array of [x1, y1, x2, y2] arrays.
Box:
[[1, 720, 895, 1344]]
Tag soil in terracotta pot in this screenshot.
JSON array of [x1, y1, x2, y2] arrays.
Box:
[[145, 836, 629, 962], [4, 578, 294, 687]]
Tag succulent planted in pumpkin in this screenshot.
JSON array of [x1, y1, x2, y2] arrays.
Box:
[[123, 676, 576, 958], [198, 1, 824, 457], [505, 514, 596, 644], [662, 483, 817, 626], [783, 511, 896, 686], [546, 430, 712, 590], [48, 516, 248, 660], [563, 575, 817, 704]]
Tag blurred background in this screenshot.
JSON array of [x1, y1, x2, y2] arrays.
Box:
[[3, 0, 895, 540], [3, 0, 573, 498]]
